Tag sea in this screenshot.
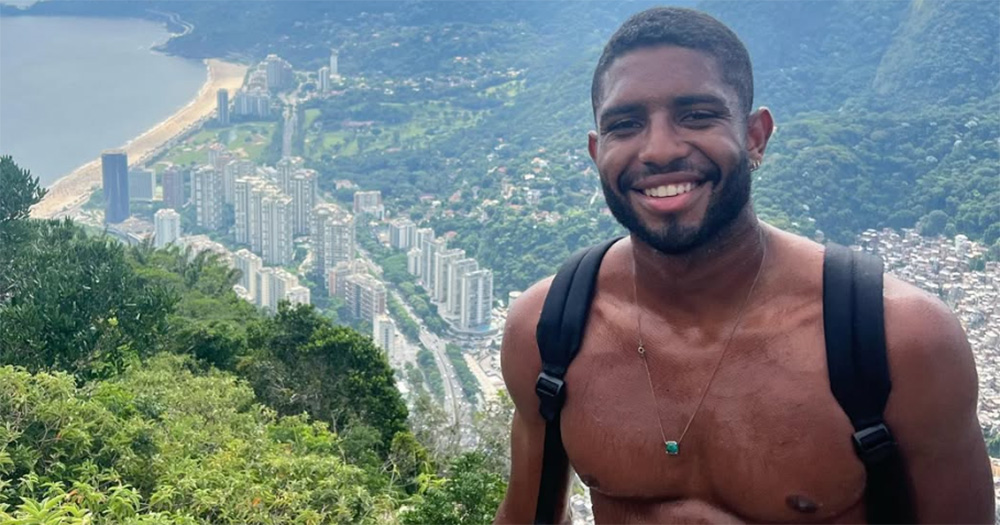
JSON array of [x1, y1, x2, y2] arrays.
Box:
[[0, 15, 206, 187]]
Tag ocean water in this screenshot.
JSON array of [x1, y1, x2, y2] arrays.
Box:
[[0, 16, 206, 186]]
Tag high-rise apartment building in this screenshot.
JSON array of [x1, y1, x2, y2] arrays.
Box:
[[373, 314, 396, 354], [326, 261, 355, 299], [101, 150, 129, 223], [446, 257, 479, 318], [410, 228, 434, 277], [261, 191, 293, 266], [433, 248, 464, 303], [217, 89, 230, 125], [192, 165, 224, 231], [248, 69, 268, 91], [421, 237, 447, 292], [233, 88, 271, 118], [241, 178, 268, 250], [275, 157, 304, 193], [162, 167, 186, 210], [255, 267, 275, 310], [317, 66, 331, 92], [129, 169, 154, 201], [415, 228, 435, 248], [233, 177, 254, 245], [289, 170, 317, 236], [236, 177, 285, 256], [460, 269, 493, 331], [407, 248, 422, 277], [311, 204, 355, 286], [323, 211, 356, 269], [343, 273, 386, 324], [330, 49, 339, 77], [263, 54, 294, 91], [353, 190, 384, 219], [389, 218, 416, 250], [286, 286, 311, 308], [233, 249, 263, 302], [154, 208, 181, 248], [248, 182, 274, 253], [223, 159, 254, 204], [256, 268, 301, 312]]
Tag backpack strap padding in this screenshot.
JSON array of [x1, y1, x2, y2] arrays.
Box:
[[823, 243, 915, 524], [534, 237, 621, 524]]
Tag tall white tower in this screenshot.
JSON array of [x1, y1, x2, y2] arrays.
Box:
[[154, 208, 181, 248]]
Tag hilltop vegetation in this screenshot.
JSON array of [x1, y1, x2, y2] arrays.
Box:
[[0, 156, 507, 523]]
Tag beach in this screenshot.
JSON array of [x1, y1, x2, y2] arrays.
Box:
[[29, 58, 248, 219]]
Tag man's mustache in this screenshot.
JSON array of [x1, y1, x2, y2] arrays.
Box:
[[617, 159, 722, 194]]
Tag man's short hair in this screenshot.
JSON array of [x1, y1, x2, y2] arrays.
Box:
[[591, 7, 754, 118]]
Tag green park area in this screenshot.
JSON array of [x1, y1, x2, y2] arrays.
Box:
[[155, 122, 277, 172], [302, 100, 484, 161]]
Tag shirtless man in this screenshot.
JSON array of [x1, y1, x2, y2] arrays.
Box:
[[495, 7, 993, 524]]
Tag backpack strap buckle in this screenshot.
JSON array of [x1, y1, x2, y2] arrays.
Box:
[[536, 371, 565, 422], [852, 423, 894, 464]]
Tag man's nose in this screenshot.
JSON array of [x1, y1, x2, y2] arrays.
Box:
[[637, 119, 691, 168]]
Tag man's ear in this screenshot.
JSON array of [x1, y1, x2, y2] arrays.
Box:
[[588, 130, 599, 163], [746, 107, 774, 161]]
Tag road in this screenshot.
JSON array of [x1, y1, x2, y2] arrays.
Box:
[[282, 104, 297, 158], [278, 90, 468, 429]]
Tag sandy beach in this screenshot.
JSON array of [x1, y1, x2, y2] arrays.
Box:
[[29, 58, 248, 219]]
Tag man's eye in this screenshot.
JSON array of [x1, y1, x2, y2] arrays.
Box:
[[684, 111, 717, 121], [606, 120, 640, 132]]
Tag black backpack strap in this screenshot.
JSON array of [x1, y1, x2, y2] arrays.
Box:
[[534, 237, 621, 524], [823, 243, 915, 524]]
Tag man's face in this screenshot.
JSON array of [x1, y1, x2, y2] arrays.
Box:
[[589, 46, 753, 255]]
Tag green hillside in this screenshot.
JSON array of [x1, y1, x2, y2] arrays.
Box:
[[0, 157, 506, 523]]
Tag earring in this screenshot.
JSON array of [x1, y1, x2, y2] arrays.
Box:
[[750, 159, 761, 172]]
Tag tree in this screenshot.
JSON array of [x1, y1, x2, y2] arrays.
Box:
[[918, 210, 951, 237], [0, 155, 46, 223], [401, 452, 507, 525], [241, 303, 409, 453], [472, 390, 514, 478], [0, 220, 176, 381]]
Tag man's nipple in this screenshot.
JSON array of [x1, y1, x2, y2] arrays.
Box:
[[786, 494, 819, 514]]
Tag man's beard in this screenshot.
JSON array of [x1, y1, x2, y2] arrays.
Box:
[[601, 153, 752, 255]]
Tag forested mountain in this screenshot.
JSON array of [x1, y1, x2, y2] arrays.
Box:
[[6, 0, 995, 294]]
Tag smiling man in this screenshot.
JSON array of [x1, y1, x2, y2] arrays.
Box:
[[494, 7, 993, 524]]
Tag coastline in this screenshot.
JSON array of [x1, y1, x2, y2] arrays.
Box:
[[29, 58, 248, 219]]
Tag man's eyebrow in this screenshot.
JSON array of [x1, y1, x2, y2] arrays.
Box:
[[598, 103, 644, 125], [673, 94, 728, 107]]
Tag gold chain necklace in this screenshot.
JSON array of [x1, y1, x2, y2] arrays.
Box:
[[631, 231, 767, 456]]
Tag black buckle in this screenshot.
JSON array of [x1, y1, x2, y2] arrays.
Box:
[[852, 423, 895, 463], [535, 372, 565, 422]]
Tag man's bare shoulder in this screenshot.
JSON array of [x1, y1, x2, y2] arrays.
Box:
[[500, 276, 554, 407], [882, 274, 977, 396]]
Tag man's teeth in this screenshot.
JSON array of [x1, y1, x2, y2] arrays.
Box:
[[643, 182, 697, 198]]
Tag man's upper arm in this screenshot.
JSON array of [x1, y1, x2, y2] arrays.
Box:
[[494, 277, 572, 524], [883, 278, 994, 523]]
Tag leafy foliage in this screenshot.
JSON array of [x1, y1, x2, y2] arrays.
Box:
[[400, 452, 506, 525], [0, 221, 176, 381], [0, 155, 47, 223], [445, 343, 480, 404], [0, 355, 397, 523]]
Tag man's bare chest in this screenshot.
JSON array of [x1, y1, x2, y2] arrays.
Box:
[[558, 301, 867, 522]]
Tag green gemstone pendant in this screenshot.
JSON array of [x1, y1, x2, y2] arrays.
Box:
[[665, 441, 679, 455]]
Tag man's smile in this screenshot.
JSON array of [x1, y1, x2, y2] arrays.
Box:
[[632, 179, 708, 214]]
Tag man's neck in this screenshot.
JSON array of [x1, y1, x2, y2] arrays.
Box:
[[630, 209, 768, 321]]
